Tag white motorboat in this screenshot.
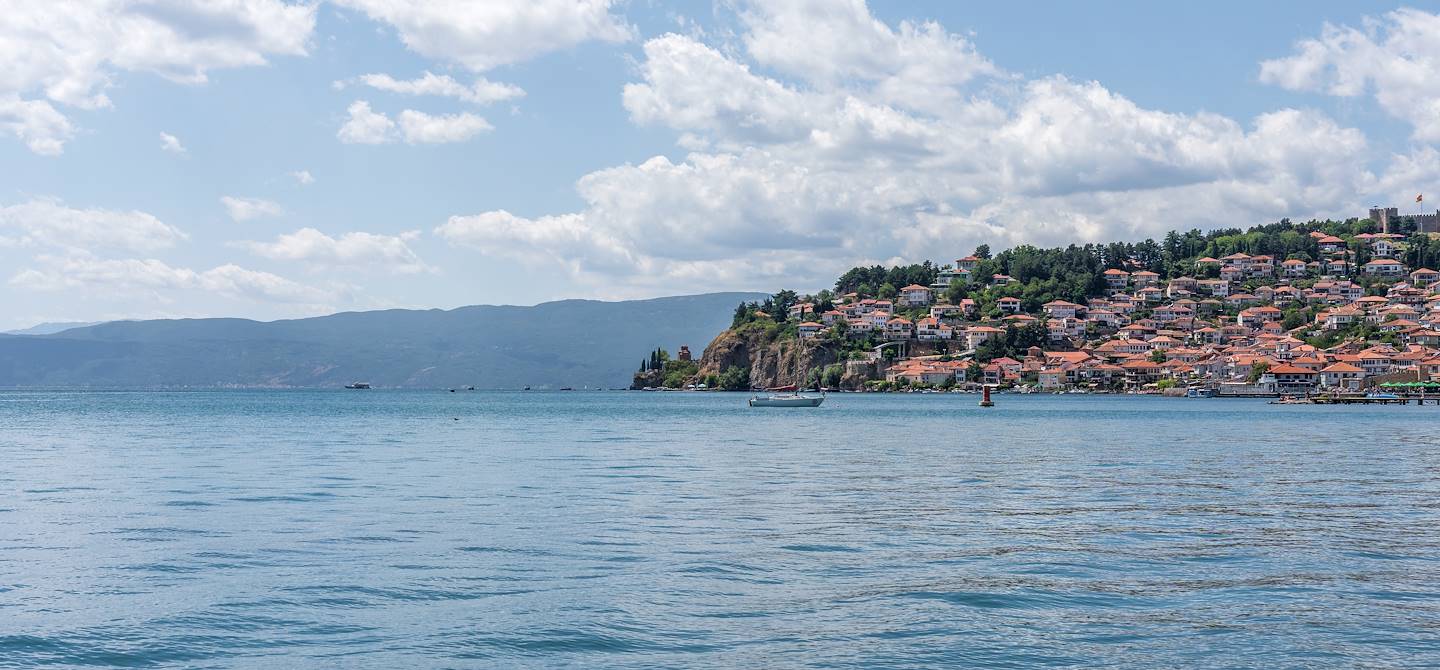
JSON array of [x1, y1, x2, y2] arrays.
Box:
[[748, 392, 824, 407]]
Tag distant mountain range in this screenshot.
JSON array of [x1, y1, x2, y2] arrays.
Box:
[[0, 293, 765, 389], [3, 321, 104, 336]]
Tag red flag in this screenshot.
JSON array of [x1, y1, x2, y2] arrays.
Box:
[[1418, 194, 1424, 203]]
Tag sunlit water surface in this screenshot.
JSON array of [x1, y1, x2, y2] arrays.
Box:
[[2, 390, 1438, 668]]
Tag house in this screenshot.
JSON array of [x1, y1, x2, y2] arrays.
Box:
[[1121, 359, 1164, 387], [1364, 259, 1405, 277], [932, 268, 970, 289], [899, 284, 934, 306], [1237, 306, 1283, 328], [1042, 300, 1083, 319], [1103, 268, 1130, 289], [997, 296, 1022, 314], [1280, 259, 1309, 277], [885, 317, 914, 340], [1269, 364, 1318, 393], [1410, 268, 1440, 287], [1132, 270, 1160, 288], [1372, 238, 1399, 258], [1198, 279, 1230, 297], [1221, 252, 1253, 267], [797, 322, 824, 339], [955, 255, 981, 272], [1318, 235, 1346, 253], [1220, 265, 1246, 282], [965, 326, 1005, 349], [1322, 305, 1364, 330], [916, 317, 952, 341]]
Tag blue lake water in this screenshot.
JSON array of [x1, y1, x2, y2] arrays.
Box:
[[2, 390, 1439, 668]]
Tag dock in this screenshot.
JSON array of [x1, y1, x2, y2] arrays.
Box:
[[1276, 394, 1436, 406]]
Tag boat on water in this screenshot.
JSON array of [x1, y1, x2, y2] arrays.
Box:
[[749, 392, 825, 407], [344, 382, 371, 389], [1185, 386, 1216, 398], [1365, 392, 1400, 399]]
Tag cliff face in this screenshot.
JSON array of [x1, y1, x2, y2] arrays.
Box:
[[697, 327, 868, 389]]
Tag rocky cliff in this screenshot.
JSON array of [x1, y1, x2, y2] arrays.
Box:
[[696, 327, 870, 389]]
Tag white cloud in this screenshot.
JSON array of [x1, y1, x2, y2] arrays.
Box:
[[1261, 8, 1440, 141], [333, 0, 632, 71], [237, 227, 429, 273], [337, 100, 396, 144], [221, 195, 283, 222], [289, 169, 314, 185], [10, 255, 339, 306], [348, 71, 524, 105], [0, 0, 316, 154], [159, 131, 186, 155], [0, 97, 74, 155], [0, 198, 187, 252], [337, 101, 490, 145], [739, 0, 1002, 112], [396, 109, 491, 144], [439, 4, 1408, 297]]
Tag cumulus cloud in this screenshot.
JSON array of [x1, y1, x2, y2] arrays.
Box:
[[159, 131, 186, 155], [396, 109, 491, 143], [0, 198, 187, 253], [1261, 8, 1440, 141], [345, 71, 524, 105], [0, 97, 74, 155], [289, 169, 314, 185], [332, 0, 632, 71], [740, 0, 1002, 112], [10, 255, 339, 306], [0, 0, 316, 154], [337, 100, 395, 144], [236, 227, 429, 273], [221, 196, 284, 222], [437, 3, 1412, 297], [337, 100, 490, 144]]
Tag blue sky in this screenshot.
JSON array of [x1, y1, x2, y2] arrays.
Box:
[[3, 0, 1440, 330]]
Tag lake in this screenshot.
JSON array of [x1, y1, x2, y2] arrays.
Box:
[[2, 390, 1438, 668]]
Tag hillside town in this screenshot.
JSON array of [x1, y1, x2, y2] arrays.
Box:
[[760, 210, 1440, 396]]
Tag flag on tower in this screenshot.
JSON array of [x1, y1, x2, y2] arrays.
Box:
[[1418, 194, 1424, 203]]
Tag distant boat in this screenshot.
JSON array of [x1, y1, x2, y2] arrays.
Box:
[[1185, 386, 1216, 398], [560, 387, 574, 391], [344, 382, 371, 389], [749, 392, 824, 408]]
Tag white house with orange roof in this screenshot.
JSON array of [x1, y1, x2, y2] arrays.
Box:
[[1103, 268, 1130, 289], [885, 316, 914, 339], [965, 326, 1005, 349], [1410, 268, 1439, 287], [1364, 258, 1406, 276], [997, 296, 1022, 314], [1132, 270, 1160, 288], [798, 322, 824, 339], [1042, 300, 1082, 319], [899, 284, 934, 306]]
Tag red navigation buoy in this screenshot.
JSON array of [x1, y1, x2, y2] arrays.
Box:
[[980, 385, 994, 407]]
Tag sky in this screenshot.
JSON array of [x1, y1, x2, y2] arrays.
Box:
[[4, 0, 1440, 330]]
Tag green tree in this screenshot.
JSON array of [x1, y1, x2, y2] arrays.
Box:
[[718, 366, 751, 391]]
